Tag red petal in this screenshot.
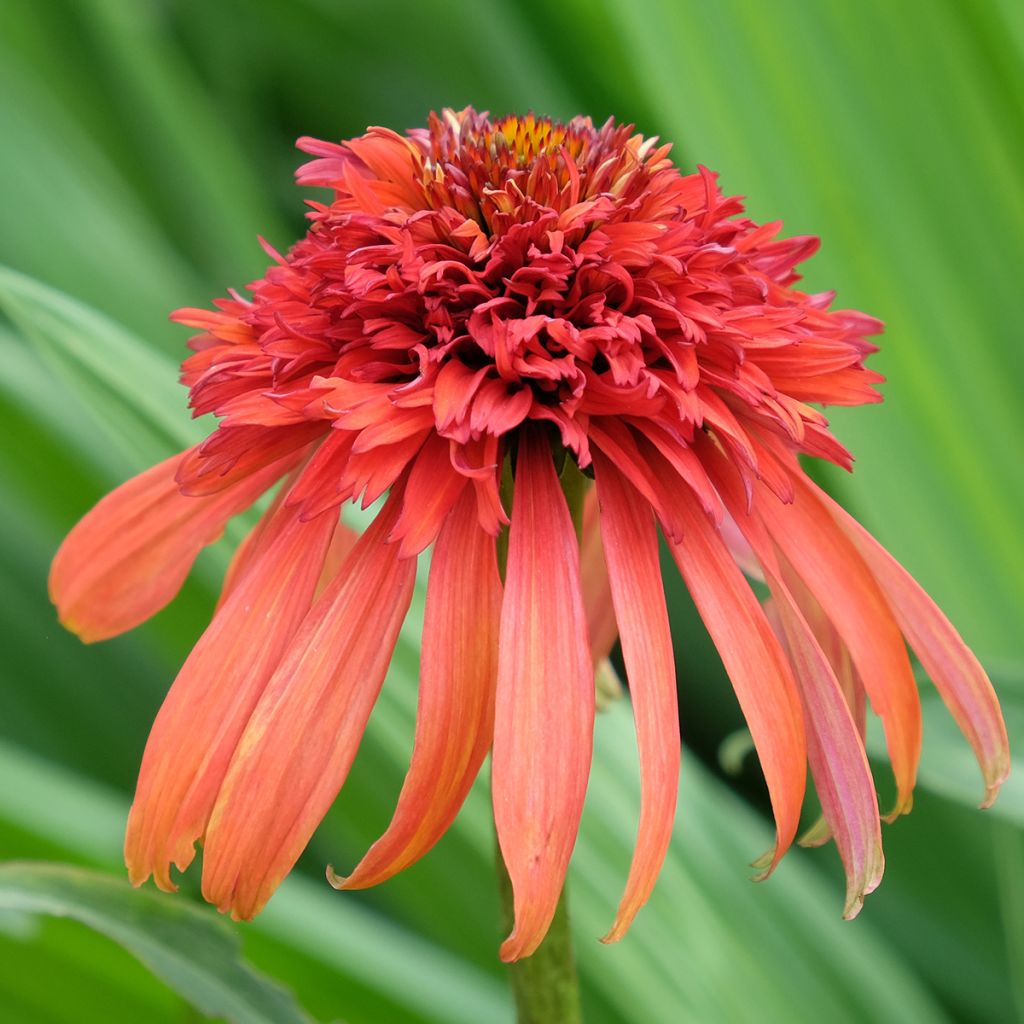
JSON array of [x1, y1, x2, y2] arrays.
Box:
[[334, 490, 501, 888], [200, 492, 416, 919], [811, 481, 1010, 806], [754, 473, 921, 818], [593, 451, 679, 941], [389, 433, 468, 557], [709, 455, 883, 916], [667, 498, 806, 874], [216, 469, 300, 610], [177, 423, 324, 495], [581, 487, 618, 663], [768, 591, 884, 918], [314, 517, 360, 599], [285, 430, 357, 520], [588, 418, 683, 538], [493, 429, 594, 962], [50, 448, 292, 642], [124, 500, 336, 890]]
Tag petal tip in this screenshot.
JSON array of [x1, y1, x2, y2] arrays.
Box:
[[979, 773, 1008, 810], [881, 791, 913, 824], [980, 755, 1011, 809], [325, 864, 351, 891], [749, 845, 781, 881], [498, 931, 533, 964], [841, 896, 865, 921]]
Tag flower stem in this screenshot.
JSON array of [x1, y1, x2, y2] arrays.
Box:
[[496, 854, 583, 1024], [493, 442, 586, 1023]]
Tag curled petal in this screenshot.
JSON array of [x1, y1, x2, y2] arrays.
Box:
[[124, 500, 336, 890], [594, 451, 679, 941], [493, 429, 595, 962], [335, 489, 501, 888], [667, 497, 805, 875], [809, 480, 1010, 806], [50, 448, 294, 642], [201, 491, 416, 920]]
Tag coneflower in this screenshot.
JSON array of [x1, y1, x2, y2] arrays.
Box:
[[51, 108, 1008, 963]]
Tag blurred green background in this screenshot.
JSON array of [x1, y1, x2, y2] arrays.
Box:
[[0, 1, 1021, 1021]]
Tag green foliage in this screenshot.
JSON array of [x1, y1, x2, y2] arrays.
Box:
[[0, 1, 1020, 1022], [0, 863, 315, 1024]]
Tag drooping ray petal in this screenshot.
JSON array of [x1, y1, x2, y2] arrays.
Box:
[[581, 486, 618, 663], [667, 498, 806, 874], [216, 506, 277, 613], [766, 592, 884, 918], [50, 448, 296, 642], [314, 517, 360, 599], [177, 423, 325, 495], [707, 456, 883, 916], [389, 432, 469, 557], [783, 569, 867, 742], [216, 467, 302, 610], [719, 511, 765, 583], [335, 489, 501, 889], [124, 500, 336, 890], [493, 429, 595, 962], [751, 470, 921, 818], [201, 492, 416, 920], [808, 479, 1010, 805], [588, 419, 683, 539], [593, 451, 679, 942], [777, 573, 867, 851]]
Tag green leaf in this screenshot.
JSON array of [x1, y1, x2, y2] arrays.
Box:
[[0, 16, 201, 347], [559, 0, 1024, 662], [0, 862, 315, 1024], [0, 741, 510, 1024], [0, 264, 201, 469]]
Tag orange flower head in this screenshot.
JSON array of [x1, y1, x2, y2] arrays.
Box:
[[50, 108, 1009, 962]]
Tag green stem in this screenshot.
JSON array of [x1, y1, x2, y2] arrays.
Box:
[[493, 442, 586, 1024], [496, 856, 582, 1024]]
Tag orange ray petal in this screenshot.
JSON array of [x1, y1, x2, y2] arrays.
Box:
[[200, 491, 417, 919], [708, 455, 883, 915], [215, 468, 300, 611], [781, 575, 867, 850], [810, 480, 1010, 806], [581, 486, 618, 664], [593, 451, 679, 942], [50, 447, 295, 642], [493, 429, 595, 962], [667, 496, 806, 875], [389, 432, 469, 557], [124, 500, 336, 890], [753, 472, 921, 818], [178, 423, 325, 495], [767, 591, 884, 918], [334, 489, 501, 888], [314, 516, 360, 599]]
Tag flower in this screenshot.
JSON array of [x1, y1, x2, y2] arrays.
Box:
[[51, 107, 1009, 962]]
